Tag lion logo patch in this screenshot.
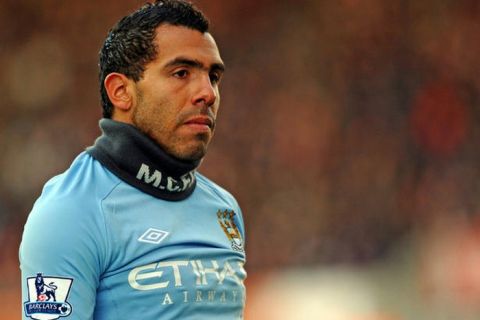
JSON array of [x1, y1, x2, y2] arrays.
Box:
[[24, 273, 73, 320]]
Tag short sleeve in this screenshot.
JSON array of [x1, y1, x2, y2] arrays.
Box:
[[20, 194, 107, 320]]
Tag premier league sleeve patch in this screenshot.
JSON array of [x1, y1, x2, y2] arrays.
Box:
[[24, 273, 73, 320]]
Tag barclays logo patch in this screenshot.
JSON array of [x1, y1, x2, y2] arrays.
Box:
[[24, 273, 73, 320]]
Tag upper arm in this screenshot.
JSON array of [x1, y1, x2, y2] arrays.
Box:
[[20, 196, 107, 320]]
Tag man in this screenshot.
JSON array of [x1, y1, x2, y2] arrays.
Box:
[[19, 1, 247, 319]]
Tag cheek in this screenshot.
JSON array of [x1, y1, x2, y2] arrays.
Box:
[[214, 92, 220, 112], [153, 105, 178, 130], [136, 95, 173, 131], [212, 102, 220, 118]]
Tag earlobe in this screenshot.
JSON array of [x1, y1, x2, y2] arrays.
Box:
[[104, 73, 134, 114]]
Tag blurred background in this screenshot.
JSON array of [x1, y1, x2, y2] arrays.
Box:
[[2, 0, 480, 318]]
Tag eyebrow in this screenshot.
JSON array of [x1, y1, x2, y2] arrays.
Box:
[[163, 57, 225, 73]]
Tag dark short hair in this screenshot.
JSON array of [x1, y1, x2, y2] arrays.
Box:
[[99, 0, 210, 118]]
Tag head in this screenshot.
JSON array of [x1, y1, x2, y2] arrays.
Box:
[[35, 273, 43, 285], [99, 0, 224, 161]]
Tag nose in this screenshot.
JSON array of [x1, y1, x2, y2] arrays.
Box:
[[192, 75, 217, 107]]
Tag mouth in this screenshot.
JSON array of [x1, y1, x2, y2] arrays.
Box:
[[183, 116, 214, 130]]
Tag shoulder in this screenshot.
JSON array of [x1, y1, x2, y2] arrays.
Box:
[[33, 152, 121, 213], [195, 172, 246, 240], [195, 172, 240, 209], [23, 152, 121, 244], [21, 152, 118, 273]]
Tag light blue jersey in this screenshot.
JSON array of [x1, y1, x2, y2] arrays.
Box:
[[20, 121, 247, 320]]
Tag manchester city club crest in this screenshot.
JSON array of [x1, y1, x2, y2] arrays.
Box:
[[24, 273, 73, 320], [217, 209, 244, 252]]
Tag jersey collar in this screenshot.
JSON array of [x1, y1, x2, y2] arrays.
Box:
[[87, 119, 199, 201]]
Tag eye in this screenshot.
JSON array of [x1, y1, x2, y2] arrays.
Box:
[[209, 72, 222, 84], [173, 69, 189, 78]]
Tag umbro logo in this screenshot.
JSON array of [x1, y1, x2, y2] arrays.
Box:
[[138, 228, 169, 244]]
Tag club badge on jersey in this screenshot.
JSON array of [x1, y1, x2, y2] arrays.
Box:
[[217, 210, 244, 252], [24, 273, 73, 320]]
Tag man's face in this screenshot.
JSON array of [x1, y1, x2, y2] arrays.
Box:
[[131, 24, 224, 161]]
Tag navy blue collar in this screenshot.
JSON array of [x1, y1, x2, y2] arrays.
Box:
[[87, 119, 199, 201]]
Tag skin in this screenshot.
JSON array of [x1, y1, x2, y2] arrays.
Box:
[[105, 24, 225, 161]]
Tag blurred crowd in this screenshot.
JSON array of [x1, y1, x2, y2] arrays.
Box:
[[2, 0, 480, 317]]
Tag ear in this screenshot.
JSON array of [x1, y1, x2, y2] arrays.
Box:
[[104, 73, 135, 122]]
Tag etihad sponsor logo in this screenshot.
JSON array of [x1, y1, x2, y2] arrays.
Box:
[[217, 210, 244, 252], [128, 259, 246, 291], [154, 288, 241, 306], [128, 259, 246, 307], [136, 163, 195, 192]]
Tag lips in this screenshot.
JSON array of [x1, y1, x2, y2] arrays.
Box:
[[184, 116, 214, 129]]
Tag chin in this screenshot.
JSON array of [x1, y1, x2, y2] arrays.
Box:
[[173, 144, 208, 162]]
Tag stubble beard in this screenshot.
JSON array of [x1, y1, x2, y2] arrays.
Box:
[[132, 93, 212, 162], [175, 134, 210, 161], [152, 130, 211, 162]]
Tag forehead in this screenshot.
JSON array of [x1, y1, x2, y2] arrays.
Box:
[[152, 24, 222, 65]]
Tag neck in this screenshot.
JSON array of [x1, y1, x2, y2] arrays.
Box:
[[86, 119, 200, 201]]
